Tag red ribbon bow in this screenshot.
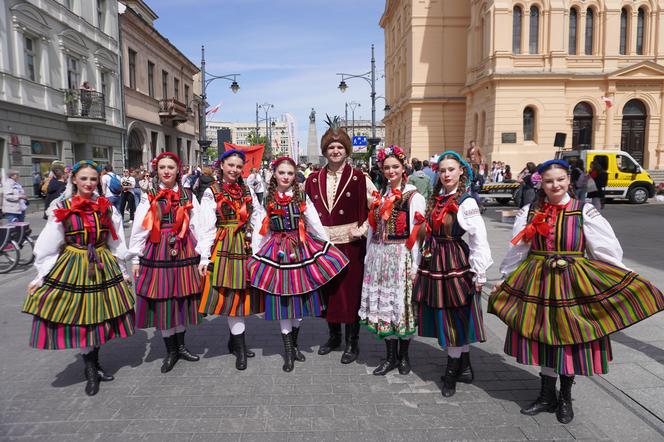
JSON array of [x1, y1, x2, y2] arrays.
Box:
[[431, 196, 459, 231], [405, 211, 430, 251], [378, 188, 402, 223], [259, 198, 308, 243], [367, 191, 383, 230], [510, 202, 565, 245], [53, 195, 118, 241], [142, 188, 190, 243]]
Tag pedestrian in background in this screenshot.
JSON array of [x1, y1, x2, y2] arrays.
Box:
[[422, 159, 437, 186], [489, 159, 664, 424], [408, 157, 432, 200], [246, 167, 265, 204], [2, 170, 28, 222], [22, 160, 134, 396], [588, 160, 607, 210], [194, 166, 215, 202], [43, 166, 67, 218], [101, 165, 122, 212], [119, 169, 136, 224]]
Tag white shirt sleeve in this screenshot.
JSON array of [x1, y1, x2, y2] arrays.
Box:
[[128, 193, 151, 265], [408, 192, 426, 275], [499, 205, 532, 277], [304, 194, 330, 242], [457, 197, 493, 284], [187, 192, 202, 243], [582, 203, 628, 270], [194, 187, 217, 267], [250, 207, 268, 254], [31, 218, 66, 285], [107, 206, 129, 277]]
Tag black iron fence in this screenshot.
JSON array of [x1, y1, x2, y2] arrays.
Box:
[[64, 89, 106, 120]]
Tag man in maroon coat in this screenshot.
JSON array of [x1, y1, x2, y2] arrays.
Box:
[[305, 117, 377, 364]]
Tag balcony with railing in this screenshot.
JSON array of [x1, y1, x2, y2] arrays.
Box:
[[64, 89, 106, 123], [158, 97, 189, 126]]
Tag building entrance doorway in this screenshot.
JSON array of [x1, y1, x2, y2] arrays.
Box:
[[621, 99, 646, 165], [127, 129, 143, 169], [572, 102, 593, 149]]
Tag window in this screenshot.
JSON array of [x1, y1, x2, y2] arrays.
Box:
[[174, 77, 179, 101], [512, 6, 522, 54], [147, 61, 155, 97], [100, 71, 108, 98], [65, 0, 73, 9], [184, 84, 190, 107], [618, 155, 639, 173], [529, 6, 539, 54], [636, 8, 645, 55], [128, 48, 136, 89], [569, 8, 577, 55], [31, 140, 60, 179], [66, 56, 80, 89], [585, 8, 594, 55], [92, 146, 110, 162], [162, 70, 168, 99], [164, 134, 171, 151], [96, 0, 105, 31], [523, 107, 535, 141], [24, 36, 37, 81], [620, 8, 628, 55]]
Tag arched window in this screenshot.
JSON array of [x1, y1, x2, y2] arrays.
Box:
[[573, 102, 594, 149], [585, 8, 594, 55], [569, 8, 578, 55], [620, 8, 628, 55], [523, 107, 535, 141], [529, 6, 539, 54], [513, 6, 522, 54], [636, 8, 645, 55]]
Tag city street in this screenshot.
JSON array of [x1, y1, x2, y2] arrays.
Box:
[[0, 202, 663, 441]]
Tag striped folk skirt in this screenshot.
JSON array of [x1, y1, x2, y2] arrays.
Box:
[[135, 227, 203, 330], [413, 236, 485, 347], [358, 242, 417, 338], [488, 253, 664, 346], [22, 244, 135, 349], [263, 292, 325, 320], [199, 224, 264, 316]]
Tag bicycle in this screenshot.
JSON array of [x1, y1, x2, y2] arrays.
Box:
[[0, 225, 19, 274], [11, 222, 35, 266]]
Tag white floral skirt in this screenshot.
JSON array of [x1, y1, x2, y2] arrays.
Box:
[[358, 242, 416, 338]]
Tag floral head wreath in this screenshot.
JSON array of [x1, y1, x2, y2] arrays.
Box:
[[436, 150, 474, 183], [270, 156, 296, 171], [376, 145, 407, 164], [72, 160, 101, 174]]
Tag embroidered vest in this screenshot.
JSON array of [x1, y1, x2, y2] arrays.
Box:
[[371, 190, 416, 243], [209, 181, 253, 229], [59, 198, 112, 247], [147, 187, 193, 224], [528, 198, 585, 253]]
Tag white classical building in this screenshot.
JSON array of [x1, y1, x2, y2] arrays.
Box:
[[0, 0, 124, 196]]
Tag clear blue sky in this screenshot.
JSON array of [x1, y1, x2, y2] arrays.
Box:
[[150, 0, 387, 154]]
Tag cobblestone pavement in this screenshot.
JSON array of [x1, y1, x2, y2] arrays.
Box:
[[1, 204, 664, 441]]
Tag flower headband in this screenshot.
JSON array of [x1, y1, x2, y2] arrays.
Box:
[[220, 149, 246, 162], [537, 159, 570, 175], [436, 150, 474, 183], [72, 160, 101, 174], [270, 156, 296, 171], [376, 145, 407, 164]]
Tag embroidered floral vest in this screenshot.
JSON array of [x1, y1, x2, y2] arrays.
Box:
[[371, 190, 416, 244]]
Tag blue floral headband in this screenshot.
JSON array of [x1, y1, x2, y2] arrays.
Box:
[[219, 149, 246, 162], [72, 160, 101, 174], [537, 159, 570, 175], [436, 150, 474, 183]]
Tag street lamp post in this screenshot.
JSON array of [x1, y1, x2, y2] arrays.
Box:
[[347, 101, 361, 137], [256, 102, 274, 159], [337, 44, 379, 149], [199, 45, 240, 158]]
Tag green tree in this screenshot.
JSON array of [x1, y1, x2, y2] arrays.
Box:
[[246, 131, 272, 162], [204, 145, 218, 163]]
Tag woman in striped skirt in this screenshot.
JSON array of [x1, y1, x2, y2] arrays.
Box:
[[412, 150, 492, 397], [489, 159, 664, 424], [248, 157, 348, 372], [129, 152, 203, 373], [196, 150, 265, 371], [22, 160, 135, 396]]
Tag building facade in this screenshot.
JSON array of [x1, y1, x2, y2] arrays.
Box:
[[207, 117, 295, 160], [0, 0, 124, 196], [381, 0, 664, 170], [120, 0, 201, 169], [340, 119, 386, 153]]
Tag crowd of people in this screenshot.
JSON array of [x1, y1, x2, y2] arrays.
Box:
[[17, 120, 664, 428]]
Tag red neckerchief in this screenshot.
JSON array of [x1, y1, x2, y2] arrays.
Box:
[[216, 183, 251, 234], [53, 195, 118, 240], [511, 201, 567, 245], [367, 191, 382, 230], [431, 194, 459, 231], [379, 188, 402, 222], [142, 188, 191, 243]]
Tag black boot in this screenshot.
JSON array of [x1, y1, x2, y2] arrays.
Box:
[[175, 331, 200, 362], [228, 334, 255, 358], [318, 322, 342, 355], [556, 375, 575, 424], [457, 351, 473, 384], [397, 339, 411, 375], [281, 332, 296, 372], [230, 332, 249, 370], [292, 326, 305, 362], [161, 335, 179, 373], [520, 374, 558, 415], [82, 352, 100, 396], [340, 322, 360, 364], [373, 339, 399, 376], [91, 347, 114, 382], [441, 356, 462, 397]]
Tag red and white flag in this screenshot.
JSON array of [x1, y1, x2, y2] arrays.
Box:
[[601, 96, 613, 109], [205, 103, 221, 117]]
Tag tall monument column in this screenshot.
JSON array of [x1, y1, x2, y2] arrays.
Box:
[[305, 108, 321, 165]]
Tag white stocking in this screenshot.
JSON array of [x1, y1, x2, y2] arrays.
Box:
[[161, 327, 176, 337], [447, 346, 463, 359], [228, 317, 245, 335]]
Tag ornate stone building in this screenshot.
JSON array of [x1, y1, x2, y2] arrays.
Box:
[[381, 0, 664, 170]]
